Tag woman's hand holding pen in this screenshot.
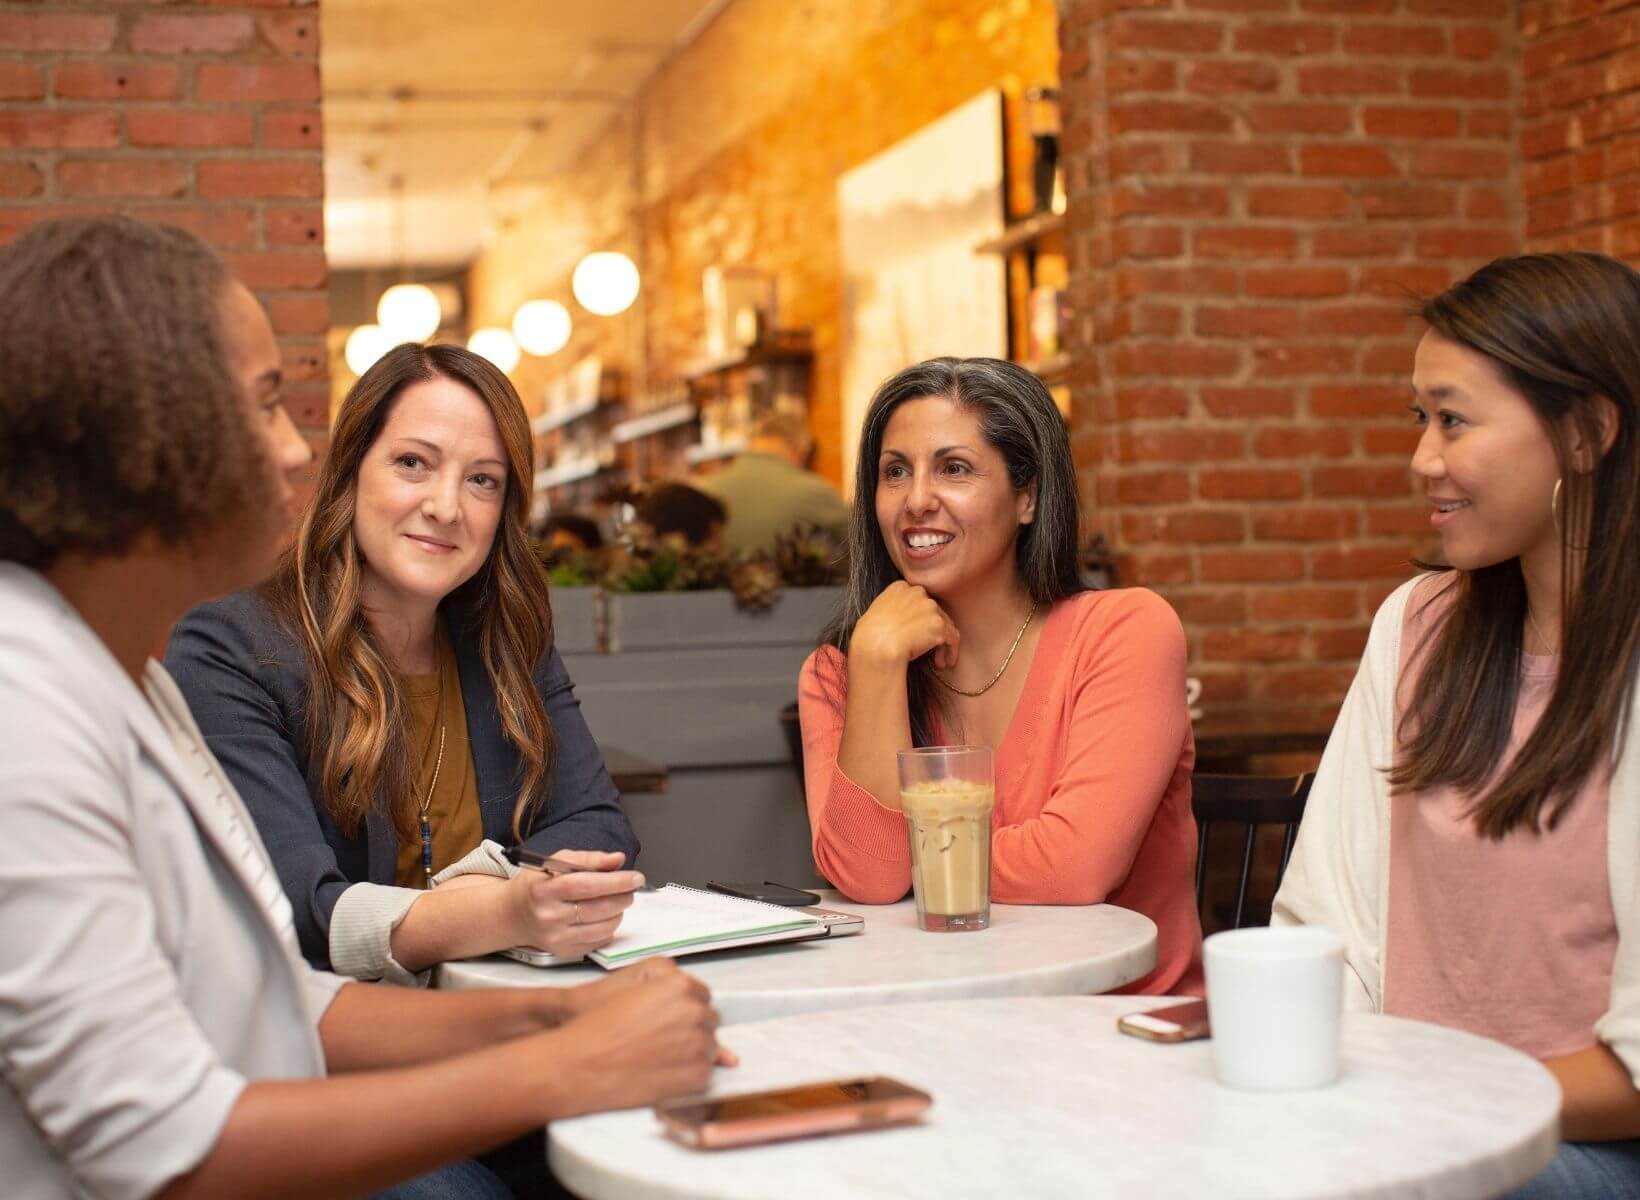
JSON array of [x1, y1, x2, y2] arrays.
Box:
[[502, 849, 643, 958]]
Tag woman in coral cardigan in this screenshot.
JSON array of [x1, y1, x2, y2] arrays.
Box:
[[798, 358, 1202, 994], [1274, 253, 1640, 1198]]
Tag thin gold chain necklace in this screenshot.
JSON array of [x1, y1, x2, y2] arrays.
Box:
[[416, 656, 448, 888], [1525, 606, 1558, 656], [936, 603, 1039, 698]]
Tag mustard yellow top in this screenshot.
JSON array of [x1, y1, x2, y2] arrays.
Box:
[[394, 620, 483, 888]]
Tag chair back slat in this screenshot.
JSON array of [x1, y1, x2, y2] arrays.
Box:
[[1191, 771, 1314, 931]]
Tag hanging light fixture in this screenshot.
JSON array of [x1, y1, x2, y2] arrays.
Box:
[[571, 251, 640, 317], [377, 282, 442, 343], [512, 299, 572, 357], [467, 326, 521, 373], [344, 324, 393, 376], [370, 174, 442, 344]]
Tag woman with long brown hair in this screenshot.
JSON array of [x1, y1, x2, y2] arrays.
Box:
[[166, 343, 639, 987], [1274, 253, 1640, 1197]]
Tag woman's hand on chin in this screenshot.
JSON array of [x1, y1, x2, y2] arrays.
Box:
[[850, 580, 960, 671]]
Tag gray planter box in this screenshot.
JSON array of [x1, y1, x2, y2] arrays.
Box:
[[604, 586, 842, 653], [565, 587, 844, 886], [547, 586, 600, 656]]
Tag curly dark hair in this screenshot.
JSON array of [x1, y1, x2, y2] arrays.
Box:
[[0, 215, 276, 568]]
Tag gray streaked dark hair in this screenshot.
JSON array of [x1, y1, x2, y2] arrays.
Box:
[[819, 357, 1085, 746]]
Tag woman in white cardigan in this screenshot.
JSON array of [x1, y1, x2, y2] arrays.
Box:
[[1273, 252, 1640, 1199], [0, 217, 728, 1200]]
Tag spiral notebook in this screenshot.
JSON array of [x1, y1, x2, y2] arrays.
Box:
[[501, 884, 827, 969]]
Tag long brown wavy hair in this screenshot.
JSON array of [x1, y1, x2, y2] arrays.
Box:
[[266, 343, 554, 844], [1389, 253, 1640, 837]]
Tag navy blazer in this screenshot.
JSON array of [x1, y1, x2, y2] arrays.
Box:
[[164, 589, 639, 970]]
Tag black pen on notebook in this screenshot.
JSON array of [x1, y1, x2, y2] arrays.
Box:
[[503, 846, 580, 876], [504, 846, 654, 890]]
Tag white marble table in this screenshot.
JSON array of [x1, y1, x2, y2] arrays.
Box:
[[436, 893, 1157, 1025], [549, 996, 1561, 1200]]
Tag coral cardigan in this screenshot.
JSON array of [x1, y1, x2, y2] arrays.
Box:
[[798, 588, 1204, 995]]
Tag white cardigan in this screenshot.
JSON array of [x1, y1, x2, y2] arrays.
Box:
[[1272, 575, 1640, 1083]]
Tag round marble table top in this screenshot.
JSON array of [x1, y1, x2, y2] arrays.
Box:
[[437, 893, 1157, 1025], [549, 996, 1560, 1200]]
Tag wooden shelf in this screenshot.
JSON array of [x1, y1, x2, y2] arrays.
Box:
[[1022, 352, 1070, 384], [682, 332, 813, 381], [975, 211, 1066, 256], [533, 459, 604, 490], [610, 402, 697, 444], [531, 396, 602, 435], [683, 439, 746, 465]]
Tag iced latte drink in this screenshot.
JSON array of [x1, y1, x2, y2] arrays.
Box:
[[897, 747, 994, 932]]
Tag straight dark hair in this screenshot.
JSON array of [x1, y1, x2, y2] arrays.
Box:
[[819, 357, 1085, 746], [1390, 253, 1640, 837]]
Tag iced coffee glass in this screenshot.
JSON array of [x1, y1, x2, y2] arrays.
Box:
[[897, 746, 994, 932]]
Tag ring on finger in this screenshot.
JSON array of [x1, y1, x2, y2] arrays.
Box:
[[572, 901, 582, 926]]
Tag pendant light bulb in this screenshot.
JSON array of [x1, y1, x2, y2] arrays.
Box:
[[467, 326, 521, 374], [513, 299, 573, 357], [571, 251, 640, 317], [344, 324, 393, 377], [376, 283, 442, 343]]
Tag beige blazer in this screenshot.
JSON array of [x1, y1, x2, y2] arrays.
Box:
[[0, 565, 346, 1200]]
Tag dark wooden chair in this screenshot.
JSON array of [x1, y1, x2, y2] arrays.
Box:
[[779, 700, 804, 784], [1192, 772, 1314, 931]]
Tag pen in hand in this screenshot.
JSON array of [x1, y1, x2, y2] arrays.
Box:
[[504, 846, 581, 876]]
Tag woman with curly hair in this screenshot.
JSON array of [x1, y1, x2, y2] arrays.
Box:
[[0, 216, 723, 1200]]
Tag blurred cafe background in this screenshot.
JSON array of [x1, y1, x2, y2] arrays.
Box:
[[0, 0, 1610, 923]]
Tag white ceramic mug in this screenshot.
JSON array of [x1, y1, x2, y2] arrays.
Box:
[[1203, 925, 1344, 1091]]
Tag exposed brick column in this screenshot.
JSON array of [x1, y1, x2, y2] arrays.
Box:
[[0, 3, 330, 449], [1058, 0, 1521, 718], [1521, 1, 1640, 253]]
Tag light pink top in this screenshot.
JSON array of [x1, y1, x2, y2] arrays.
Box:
[[1384, 575, 1617, 1059]]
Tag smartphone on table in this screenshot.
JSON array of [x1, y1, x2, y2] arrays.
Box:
[[656, 1077, 932, 1149], [707, 880, 822, 907], [1116, 999, 1210, 1043]]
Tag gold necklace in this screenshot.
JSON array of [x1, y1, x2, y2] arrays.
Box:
[[1525, 606, 1558, 656], [416, 656, 448, 888], [936, 603, 1039, 698]]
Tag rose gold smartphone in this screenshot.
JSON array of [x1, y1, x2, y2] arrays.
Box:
[[655, 1077, 932, 1149], [1116, 999, 1211, 1043]]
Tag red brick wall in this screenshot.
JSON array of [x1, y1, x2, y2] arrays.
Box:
[[0, 2, 330, 446], [1058, 0, 1522, 719], [1521, 0, 1640, 252]]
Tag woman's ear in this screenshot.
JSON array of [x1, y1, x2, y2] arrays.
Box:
[[1567, 396, 1621, 471], [1017, 483, 1037, 526]]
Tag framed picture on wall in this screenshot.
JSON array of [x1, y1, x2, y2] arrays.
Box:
[[836, 90, 1007, 494]]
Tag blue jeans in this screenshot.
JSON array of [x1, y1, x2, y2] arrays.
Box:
[[371, 1159, 514, 1200], [1505, 1140, 1640, 1199]]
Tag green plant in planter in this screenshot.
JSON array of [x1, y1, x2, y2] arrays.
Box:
[[529, 539, 601, 589], [771, 523, 847, 588], [598, 522, 848, 611]]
